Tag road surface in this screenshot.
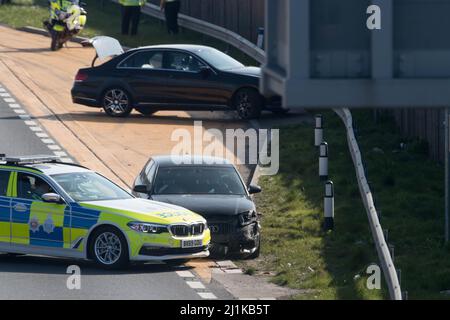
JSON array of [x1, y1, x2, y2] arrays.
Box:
[[0, 87, 233, 300]]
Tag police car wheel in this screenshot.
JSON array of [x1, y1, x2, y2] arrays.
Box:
[[89, 226, 129, 269], [102, 88, 133, 118]]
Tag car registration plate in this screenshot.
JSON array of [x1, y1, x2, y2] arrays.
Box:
[[182, 239, 203, 248]]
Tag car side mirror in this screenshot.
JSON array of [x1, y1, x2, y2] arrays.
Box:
[[248, 185, 262, 194], [133, 185, 149, 194], [42, 193, 63, 204]]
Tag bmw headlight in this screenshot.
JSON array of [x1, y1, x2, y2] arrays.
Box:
[[127, 222, 168, 234], [239, 210, 257, 225]]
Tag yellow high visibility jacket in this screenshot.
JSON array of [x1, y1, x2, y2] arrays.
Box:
[[49, 0, 75, 20], [119, 0, 146, 6]]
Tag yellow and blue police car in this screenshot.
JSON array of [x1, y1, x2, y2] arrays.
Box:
[[0, 155, 210, 269]]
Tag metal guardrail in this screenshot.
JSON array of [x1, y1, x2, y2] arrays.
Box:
[[111, 0, 265, 63], [334, 108, 402, 300]]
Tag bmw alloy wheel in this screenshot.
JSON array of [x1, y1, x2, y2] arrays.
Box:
[[94, 232, 122, 265]]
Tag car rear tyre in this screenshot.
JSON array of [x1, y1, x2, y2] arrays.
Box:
[[102, 88, 133, 117], [234, 88, 262, 120], [89, 226, 129, 269], [135, 107, 157, 116]]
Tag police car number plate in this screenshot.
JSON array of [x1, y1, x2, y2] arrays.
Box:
[[182, 239, 203, 248]]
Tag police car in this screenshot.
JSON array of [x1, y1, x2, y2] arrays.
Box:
[[0, 155, 210, 269]]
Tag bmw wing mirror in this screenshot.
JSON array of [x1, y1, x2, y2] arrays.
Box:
[[133, 185, 149, 194], [248, 185, 262, 195], [42, 193, 63, 204]]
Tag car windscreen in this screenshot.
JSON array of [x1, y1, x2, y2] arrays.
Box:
[[193, 47, 244, 71], [51, 172, 132, 202], [153, 166, 247, 195]]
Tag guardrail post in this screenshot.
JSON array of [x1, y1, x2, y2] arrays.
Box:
[[324, 181, 334, 231], [319, 142, 329, 181], [257, 27, 265, 49], [315, 114, 323, 147]]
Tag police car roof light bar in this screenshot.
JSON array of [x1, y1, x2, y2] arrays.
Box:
[[3, 155, 60, 165]]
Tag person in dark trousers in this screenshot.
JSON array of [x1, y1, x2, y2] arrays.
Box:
[[160, 0, 180, 35], [120, 0, 146, 36]]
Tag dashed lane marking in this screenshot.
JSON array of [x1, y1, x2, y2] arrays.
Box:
[[176, 271, 196, 278], [186, 281, 206, 290], [1, 84, 74, 163], [197, 292, 218, 300]]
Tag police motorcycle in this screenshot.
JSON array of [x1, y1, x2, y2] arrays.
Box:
[[43, 0, 87, 51]]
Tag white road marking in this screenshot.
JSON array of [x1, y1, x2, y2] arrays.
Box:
[[47, 145, 61, 151], [60, 158, 74, 163], [0, 88, 6, 92], [197, 292, 218, 300], [13, 109, 26, 114], [35, 132, 48, 138], [176, 271, 195, 278], [41, 138, 55, 144], [19, 114, 31, 120], [53, 151, 68, 157], [186, 281, 206, 289], [3, 98, 15, 103], [9, 104, 21, 109], [0, 93, 11, 97], [29, 126, 43, 132], [24, 120, 37, 126]]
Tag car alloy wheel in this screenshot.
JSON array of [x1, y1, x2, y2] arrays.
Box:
[[94, 231, 122, 266], [237, 92, 252, 119], [235, 89, 262, 120], [102, 88, 133, 117]]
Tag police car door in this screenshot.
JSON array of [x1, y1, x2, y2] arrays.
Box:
[[0, 169, 13, 245], [12, 172, 67, 249]]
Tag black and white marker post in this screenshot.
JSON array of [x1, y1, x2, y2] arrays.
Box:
[[324, 181, 334, 231], [319, 142, 329, 181], [315, 114, 323, 147]]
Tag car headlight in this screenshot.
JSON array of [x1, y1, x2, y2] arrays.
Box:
[[239, 210, 258, 225], [127, 222, 168, 234]]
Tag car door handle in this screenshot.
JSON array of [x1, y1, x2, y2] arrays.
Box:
[[13, 203, 27, 212]]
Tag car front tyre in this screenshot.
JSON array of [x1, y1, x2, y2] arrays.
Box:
[[102, 88, 133, 117], [89, 226, 129, 270], [234, 88, 262, 120]]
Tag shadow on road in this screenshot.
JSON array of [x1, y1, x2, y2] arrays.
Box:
[[0, 253, 193, 276]]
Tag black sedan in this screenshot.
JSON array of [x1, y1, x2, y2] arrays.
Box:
[[132, 155, 262, 258], [71, 38, 283, 120]]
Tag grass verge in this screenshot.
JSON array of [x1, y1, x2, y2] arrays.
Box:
[[240, 110, 447, 300], [0, 0, 255, 64]]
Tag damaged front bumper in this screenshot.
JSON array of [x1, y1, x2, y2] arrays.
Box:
[[208, 219, 261, 256]]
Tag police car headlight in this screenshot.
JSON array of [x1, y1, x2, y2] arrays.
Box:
[[127, 222, 168, 234]]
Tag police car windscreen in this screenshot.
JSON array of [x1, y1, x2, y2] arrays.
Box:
[[51, 172, 132, 202]]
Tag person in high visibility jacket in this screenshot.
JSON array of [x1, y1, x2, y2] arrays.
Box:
[[119, 0, 146, 36], [45, 0, 78, 31]]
